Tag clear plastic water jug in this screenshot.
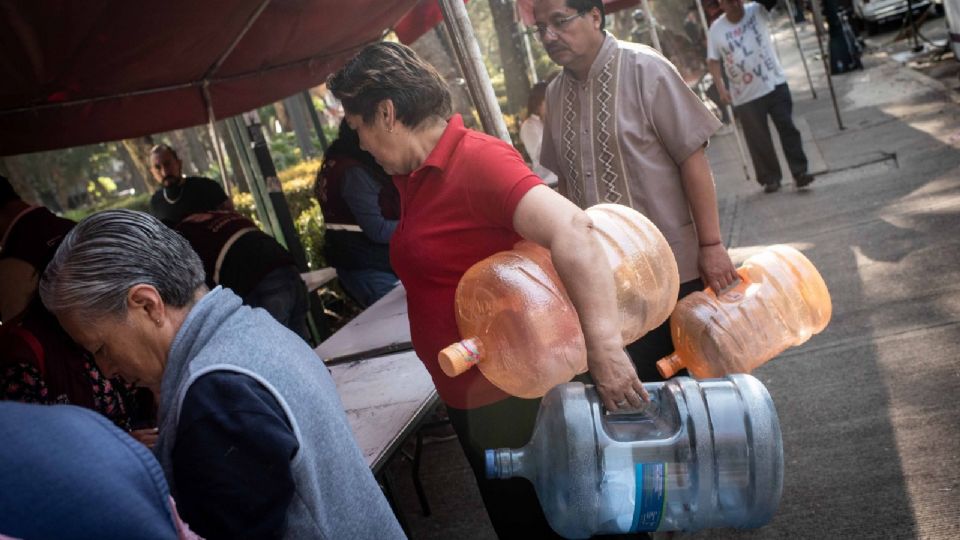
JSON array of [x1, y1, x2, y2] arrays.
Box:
[[438, 204, 679, 398], [486, 376, 783, 537], [658, 245, 831, 379]]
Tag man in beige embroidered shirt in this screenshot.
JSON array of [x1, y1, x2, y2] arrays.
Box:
[[534, 0, 738, 381]]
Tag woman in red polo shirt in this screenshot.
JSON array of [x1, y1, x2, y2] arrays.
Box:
[[328, 42, 647, 537]]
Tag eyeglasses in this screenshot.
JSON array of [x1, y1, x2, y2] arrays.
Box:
[[527, 10, 588, 40]]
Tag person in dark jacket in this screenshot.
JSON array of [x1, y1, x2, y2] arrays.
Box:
[[0, 175, 142, 430], [315, 120, 400, 307], [148, 143, 234, 226], [175, 210, 310, 340]]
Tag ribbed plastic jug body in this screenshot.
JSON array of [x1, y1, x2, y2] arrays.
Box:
[[658, 245, 831, 379], [444, 240, 589, 398], [439, 204, 679, 398], [486, 376, 783, 538], [587, 204, 679, 344]]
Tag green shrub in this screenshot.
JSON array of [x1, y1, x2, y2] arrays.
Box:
[[233, 157, 327, 269], [62, 192, 152, 222]]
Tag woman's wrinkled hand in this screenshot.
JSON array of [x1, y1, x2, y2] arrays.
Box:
[[587, 346, 649, 411]]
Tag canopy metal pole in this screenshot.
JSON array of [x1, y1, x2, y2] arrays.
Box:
[[694, 0, 753, 183], [202, 82, 232, 196], [521, 24, 539, 83], [640, 0, 662, 52], [783, 0, 818, 99], [808, 0, 845, 129], [439, 0, 511, 142]]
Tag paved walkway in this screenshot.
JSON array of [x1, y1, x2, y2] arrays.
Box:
[[385, 14, 960, 540]]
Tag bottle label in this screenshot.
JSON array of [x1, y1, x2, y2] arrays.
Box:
[[630, 462, 666, 532]]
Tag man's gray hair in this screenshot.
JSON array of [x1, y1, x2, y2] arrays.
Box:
[[40, 209, 206, 319]]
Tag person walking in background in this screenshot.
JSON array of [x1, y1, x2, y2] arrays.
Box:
[[148, 143, 233, 226], [39, 210, 404, 540], [519, 81, 559, 187], [533, 0, 738, 383], [315, 120, 400, 307], [708, 0, 815, 193], [328, 41, 647, 538], [175, 210, 310, 340]]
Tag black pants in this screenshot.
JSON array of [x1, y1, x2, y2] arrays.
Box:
[[734, 84, 808, 188], [625, 278, 705, 382], [446, 397, 563, 539]]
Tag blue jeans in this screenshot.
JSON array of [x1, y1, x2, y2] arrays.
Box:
[[336, 268, 398, 308], [243, 265, 310, 340]]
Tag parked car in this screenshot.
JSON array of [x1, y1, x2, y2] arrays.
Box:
[[852, 0, 934, 34]]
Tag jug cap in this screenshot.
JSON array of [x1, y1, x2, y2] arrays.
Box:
[[656, 352, 686, 379], [438, 338, 481, 377]]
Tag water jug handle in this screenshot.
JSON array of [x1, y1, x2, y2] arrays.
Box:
[[715, 271, 751, 303], [604, 391, 659, 418]]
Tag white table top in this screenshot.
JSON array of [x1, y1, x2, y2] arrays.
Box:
[[316, 283, 438, 472], [315, 284, 412, 363], [329, 351, 438, 472]]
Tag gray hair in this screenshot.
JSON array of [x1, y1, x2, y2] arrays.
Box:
[[40, 209, 206, 319]]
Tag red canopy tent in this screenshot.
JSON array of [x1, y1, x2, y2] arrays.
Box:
[[0, 0, 432, 156]]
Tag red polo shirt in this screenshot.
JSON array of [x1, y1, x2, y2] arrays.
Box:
[[391, 115, 544, 409]]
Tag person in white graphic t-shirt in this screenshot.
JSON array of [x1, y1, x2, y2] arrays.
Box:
[[708, 0, 814, 193]]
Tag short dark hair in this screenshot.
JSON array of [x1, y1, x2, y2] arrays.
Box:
[[527, 82, 549, 117], [327, 42, 452, 128], [0, 175, 20, 205], [322, 119, 387, 177], [566, 0, 605, 31]]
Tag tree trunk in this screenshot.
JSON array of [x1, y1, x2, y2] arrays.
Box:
[[1, 156, 42, 204], [283, 95, 318, 159], [410, 26, 479, 129], [488, 0, 530, 116], [217, 119, 249, 194], [184, 127, 212, 174], [120, 138, 157, 194]]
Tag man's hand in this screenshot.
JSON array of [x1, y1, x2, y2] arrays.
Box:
[[587, 345, 649, 411], [699, 243, 738, 294]]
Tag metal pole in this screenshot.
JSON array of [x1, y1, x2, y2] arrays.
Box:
[[240, 110, 310, 270], [694, 0, 753, 183], [783, 0, 817, 99], [302, 90, 329, 153], [521, 23, 539, 84], [225, 115, 279, 236], [808, 0, 845, 130], [438, 0, 511, 142], [202, 82, 232, 196], [640, 0, 661, 52]]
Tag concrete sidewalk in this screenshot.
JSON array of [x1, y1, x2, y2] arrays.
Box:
[[385, 14, 960, 540], [691, 15, 960, 540]]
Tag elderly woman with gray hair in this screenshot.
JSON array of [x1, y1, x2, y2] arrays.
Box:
[[39, 209, 403, 540]]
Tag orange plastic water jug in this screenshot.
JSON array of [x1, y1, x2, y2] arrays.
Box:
[[657, 245, 831, 379], [438, 204, 679, 398]]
